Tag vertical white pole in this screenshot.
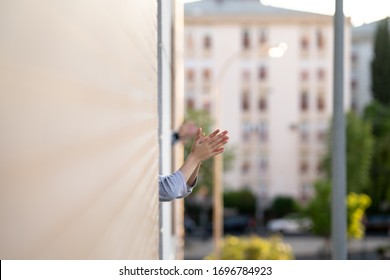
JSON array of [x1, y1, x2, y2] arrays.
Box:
[[332, 0, 347, 260]]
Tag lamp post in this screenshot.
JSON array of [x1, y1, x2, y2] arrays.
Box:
[[212, 51, 242, 259], [212, 42, 288, 257], [332, 0, 347, 260]]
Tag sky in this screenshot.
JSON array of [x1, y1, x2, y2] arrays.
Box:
[[184, 0, 390, 27]]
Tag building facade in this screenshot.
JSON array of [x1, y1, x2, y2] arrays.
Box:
[[0, 0, 185, 260], [184, 0, 351, 204]]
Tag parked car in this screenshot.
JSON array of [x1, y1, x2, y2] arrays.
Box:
[[266, 214, 312, 234], [207, 215, 254, 235], [364, 215, 390, 235], [184, 216, 197, 235], [223, 215, 254, 235]]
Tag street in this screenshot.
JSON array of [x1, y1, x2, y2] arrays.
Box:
[[184, 234, 390, 260]]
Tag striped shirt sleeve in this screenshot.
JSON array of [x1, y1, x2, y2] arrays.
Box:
[[159, 170, 197, 202]]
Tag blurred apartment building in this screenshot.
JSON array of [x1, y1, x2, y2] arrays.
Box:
[[351, 18, 390, 114], [184, 0, 351, 204]]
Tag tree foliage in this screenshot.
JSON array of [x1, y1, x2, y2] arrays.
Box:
[[304, 181, 371, 239], [267, 196, 300, 219], [304, 180, 331, 237], [363, 102, 390, 212], [223, 189, 256, 215], [323, 112, 374, 193], [371, 18, 390, 105], [205, 235, 294, 260], [365, 18, 390, 212], [347, 193, 371, 239], [304, 112, 374, 238]]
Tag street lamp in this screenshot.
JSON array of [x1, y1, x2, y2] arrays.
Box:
[[332, 0, 347, 260], [212, 51, 243, 259], [212, 42, 288, 257]]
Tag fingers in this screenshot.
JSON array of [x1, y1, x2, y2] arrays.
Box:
[[195, 127, 203, 142], [209, 129, 220, 138], [202, 129, 219, 142], [196, 129, 229, 155], [211, 136, 228, 149], [204, 129, 228, 142], [210, 131, 229, 153], [211, 147, 225, 157], [209, 131, 229, 146]]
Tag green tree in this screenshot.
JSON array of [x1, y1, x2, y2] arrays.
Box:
[[364, 101, 390, 137], [371, 18, 390, 105], [303, 113, 374, 254], [365, 18, 390, 213], [305, 181, 371, 242], [323, 112, 374, 193], [267, 196, 300, 219], [304, 180, 331, 237], [363, 102, 390, 212], [224, 189, 256, 215]]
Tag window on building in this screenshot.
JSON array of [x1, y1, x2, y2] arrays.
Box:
[[258, 28, 267, 45], [317, 95, 325, 111], [204, 35, 212, 51], [316, 29, 325, 50], [300, 121, 309, 142], [242, 29, 250, 50], [316, 160, 324, 174], [300, 184, 312, 202], [186, 98, 195, 109], [242, 122, 252, 141], [259, 155, 268, 171], [351, 97, 358, 112], [300, 91, 309, 111], [351, 79, 358, 91], [258, 66, 267, 81], [241, 161, 250, 174], [186, 69, 194, 82], [300, 35, 309, 52], [352, 52, 358, 67], [242, 70, 250, 82], [242, 90, 250, 111], [259, 96, 267, 112], [301, 132, 309, 142], [257, 121, 268, 142], [317, 131, 327, 143], [300, 160, 309, 174], [186, 32, 194, 51], [203, 68, 211, 83], [317, 68, 325, 81], [301, 70, 309, 82]]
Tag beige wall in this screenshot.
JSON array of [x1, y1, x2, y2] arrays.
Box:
[[0, 0, 159, 259]]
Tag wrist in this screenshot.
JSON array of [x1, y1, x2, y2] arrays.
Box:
[[188, 152, 202, 165]]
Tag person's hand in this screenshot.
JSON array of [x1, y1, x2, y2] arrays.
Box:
[[190, 128, 229, 163], [178, 121, 199, 144]]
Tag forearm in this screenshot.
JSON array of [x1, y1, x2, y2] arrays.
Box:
[[188, 162, 201, 186], [178, 153, 201, 184]]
